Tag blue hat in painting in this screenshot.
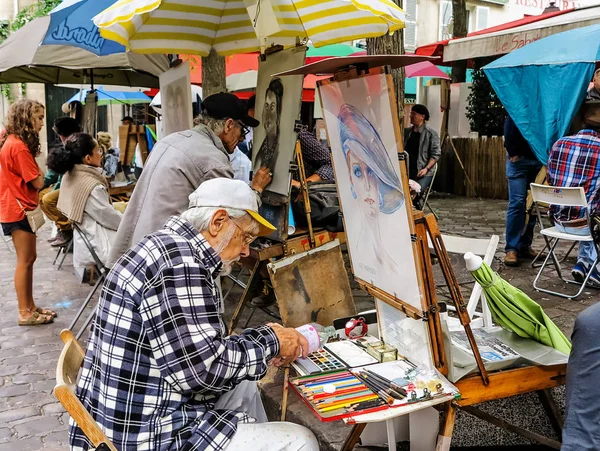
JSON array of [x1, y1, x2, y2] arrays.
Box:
[[338, 104, 404, 214]]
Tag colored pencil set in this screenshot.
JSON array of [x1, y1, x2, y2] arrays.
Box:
[[292, 370, 389, 416]]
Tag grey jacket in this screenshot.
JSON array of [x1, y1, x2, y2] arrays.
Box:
[[403, 124, 441, 177], [107, 124, 234, 266]]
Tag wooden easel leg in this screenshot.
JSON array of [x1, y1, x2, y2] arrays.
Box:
[[537, 389, 564, 440], [436, 402, 456, 451], [424, 213, 489, 385], [228, 260, 260, 334], [281, 366, 290, 421], [340, 423, 367, 451]]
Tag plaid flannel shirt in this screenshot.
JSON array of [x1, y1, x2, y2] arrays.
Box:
[[298, 129, 334, 181], [70, 216, 280, 451], [547, 130, 600, 222]]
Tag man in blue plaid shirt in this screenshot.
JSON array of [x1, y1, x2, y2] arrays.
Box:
[[70, 178, 318, 451]]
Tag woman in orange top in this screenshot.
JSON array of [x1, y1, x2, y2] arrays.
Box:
[[0, 100, 56, 325]]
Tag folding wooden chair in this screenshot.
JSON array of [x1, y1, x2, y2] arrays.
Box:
[[429, 233, 500, 329], [54, 329, 117, 451], [69, 223, 109, 340], [530, 183, 600, 299]]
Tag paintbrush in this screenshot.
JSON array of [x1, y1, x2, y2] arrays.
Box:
[[350, 372, 396, 404], [364, 369, 408, 396], [356, 371, 405, 400]]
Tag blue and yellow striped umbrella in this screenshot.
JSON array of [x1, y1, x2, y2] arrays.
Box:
[[93, 0, 405, 56]]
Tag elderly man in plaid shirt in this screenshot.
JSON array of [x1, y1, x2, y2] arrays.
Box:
[[70, 178, 319, 451], [547, 100, 600, 286]]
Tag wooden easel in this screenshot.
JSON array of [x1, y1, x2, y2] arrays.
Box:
[[309, 62, 565, 450], [118, 124, 152, 168]]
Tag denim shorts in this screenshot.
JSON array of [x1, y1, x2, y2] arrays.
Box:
[[1, 218, 33, 236]]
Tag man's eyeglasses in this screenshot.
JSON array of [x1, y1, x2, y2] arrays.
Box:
[[236, 120, 250, 140], [228, 216, 257, 246]]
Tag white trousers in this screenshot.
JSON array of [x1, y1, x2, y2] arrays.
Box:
[[216, 380, 319, 451]]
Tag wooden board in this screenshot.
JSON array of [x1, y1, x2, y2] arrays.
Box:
[[455, 364, 567, 406], [268, 240, 356, 328]]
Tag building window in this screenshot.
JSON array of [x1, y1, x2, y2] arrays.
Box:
[[439, 1, 453, 41], [404, 0, 418, 51], [475, 6, 490, 31]]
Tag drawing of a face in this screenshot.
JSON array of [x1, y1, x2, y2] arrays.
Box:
[[347, 150, 379, 221], [263, 89, 279, 136]]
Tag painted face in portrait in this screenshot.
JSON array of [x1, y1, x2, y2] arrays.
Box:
[[347, 148, 379, 221], [338, 104, 404, 217]]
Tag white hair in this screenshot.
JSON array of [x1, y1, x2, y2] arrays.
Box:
[[194, 113, 228, 135], [180, 206, 259, 235]]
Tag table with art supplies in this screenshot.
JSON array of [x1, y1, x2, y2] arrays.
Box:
[[288, 323, 460, 451]]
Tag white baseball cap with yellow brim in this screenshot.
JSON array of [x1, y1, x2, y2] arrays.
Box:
[[188, 178, 276, 237]]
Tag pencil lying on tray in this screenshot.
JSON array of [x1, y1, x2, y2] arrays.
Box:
[[317, 394, 381, 412], [292, 370, 349, 385]]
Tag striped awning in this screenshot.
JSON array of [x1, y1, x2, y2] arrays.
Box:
[[93, 0, 406, 56]]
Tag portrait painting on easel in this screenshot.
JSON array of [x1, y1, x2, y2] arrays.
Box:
[[252, 47, 306, 197], [319, 72, 423, 310]]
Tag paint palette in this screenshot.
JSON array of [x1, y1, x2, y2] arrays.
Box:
[[294, 348, 347, 375]]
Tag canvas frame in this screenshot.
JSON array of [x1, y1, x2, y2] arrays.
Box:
[[159, 60, 193, 137], [318, 66, 427, 317]]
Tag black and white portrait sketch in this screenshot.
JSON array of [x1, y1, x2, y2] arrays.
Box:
[[252, 48, 305, 197], [254, 78, 284, 172]]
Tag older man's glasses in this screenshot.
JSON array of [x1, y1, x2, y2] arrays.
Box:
[[228, 216, 257, 246], [236, 120, 250, 140]]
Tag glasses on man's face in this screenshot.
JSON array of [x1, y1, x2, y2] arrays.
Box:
[[236, 120, 250, 140], [228, 216, 257, 246]]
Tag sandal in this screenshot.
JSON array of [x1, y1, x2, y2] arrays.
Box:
[[18, 310, 54, 326], [34, 306, 57, 319]]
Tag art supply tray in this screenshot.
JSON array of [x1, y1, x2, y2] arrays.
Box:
[[290, 370, 390, 422], [290, 360, 461, 423]]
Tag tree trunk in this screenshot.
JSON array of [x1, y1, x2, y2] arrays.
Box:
[[201, 49, 226, 98], [366, 0, 405, 128], [451, 0, 468, 83]]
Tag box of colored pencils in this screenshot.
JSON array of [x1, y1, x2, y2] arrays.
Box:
[[290, 370, 391, 421]]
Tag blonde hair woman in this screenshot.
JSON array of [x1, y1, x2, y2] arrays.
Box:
[[97, 131, 119, 178], [0, 99, 56, 325]]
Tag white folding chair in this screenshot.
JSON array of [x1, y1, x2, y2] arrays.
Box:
[[429, 233, 499, 329], [530, 183, 600, 299], [69, 223, 109, 340]]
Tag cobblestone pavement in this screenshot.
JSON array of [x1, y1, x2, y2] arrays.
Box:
[[0, 194, 595, 450]]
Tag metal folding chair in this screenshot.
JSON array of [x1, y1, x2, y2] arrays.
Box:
[[53, 238, 73, 270], [530, 183, 600, 299], [422, 164, 439, 220], [69, 223, 109, 340]]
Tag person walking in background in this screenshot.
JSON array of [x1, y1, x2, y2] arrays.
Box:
[[40, 116, 81, 247], [503, 115, 543, 267], [403, 104, 441, 209], [49, 133, 122, 268], [0, 99, 56, 326]]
